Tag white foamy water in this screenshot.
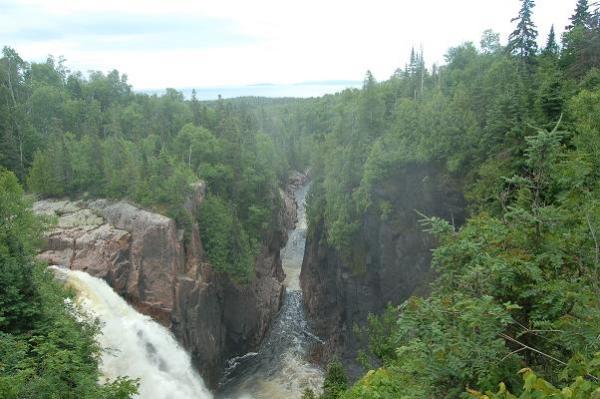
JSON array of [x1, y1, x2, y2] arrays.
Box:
[[55, 268, 213, 399], [218, 182, 324, 399], [282, 183, 310, 291]]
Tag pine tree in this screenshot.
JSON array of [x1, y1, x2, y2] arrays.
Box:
[[566, 0, 591, 30], [416, 47, 426, 98], [407, 47, 417, 76], [360, 70, 384, 137], [480, 29, 501, 54], [507, 0, 538, 62], [591, 3, 600, 29], [190, 89, 201, 127], [321, 359, 348, 399], [542, 25, 559, 57], [561, 0, 600, 77]]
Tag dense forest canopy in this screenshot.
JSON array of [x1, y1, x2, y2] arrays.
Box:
[[0, 40, 298, 397], [298, 0, 600, 398], [0, 48, 301, 280], [1, 0, 600, 397]]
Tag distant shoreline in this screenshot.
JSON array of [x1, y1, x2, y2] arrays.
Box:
[[137, 81, 362, 100]]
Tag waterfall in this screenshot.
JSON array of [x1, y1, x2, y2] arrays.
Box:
[[53, 267, 213, 399]]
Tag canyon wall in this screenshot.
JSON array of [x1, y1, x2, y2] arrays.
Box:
[[300, 162, 466, 378], [34, 181, 297, 388]]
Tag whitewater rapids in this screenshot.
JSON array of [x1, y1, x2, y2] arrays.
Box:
[[217, 182, 324, 398], [54, 267, 213, 399]]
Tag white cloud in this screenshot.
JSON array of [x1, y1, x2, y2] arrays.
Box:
[[1, 0, 576, 88]]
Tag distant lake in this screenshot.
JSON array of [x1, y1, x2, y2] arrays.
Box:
[[139, 81, 362, 100]]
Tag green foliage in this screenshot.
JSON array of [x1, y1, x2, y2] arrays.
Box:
[[0, 48, 291, 283], [322, 359, 348, 399], [340, 117, 600, 397], [0, 169, 138, 398], [302, 388, 318, 399], [0, 169, 45, 332], [199, 194, 256, 282], [566, 0, 591, 30], [468, 367, 600, 399], [507, 0, 538, 63], [305, 3, 600, 394]]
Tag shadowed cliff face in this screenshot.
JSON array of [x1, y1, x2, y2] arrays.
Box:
[[34, 181, 297, 388], [300, 162, 466, 378], [217, 181, 324, 399]]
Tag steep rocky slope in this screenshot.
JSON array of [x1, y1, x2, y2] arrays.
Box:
[[34, 181, 297, 388], [300, 162, 466, 377]]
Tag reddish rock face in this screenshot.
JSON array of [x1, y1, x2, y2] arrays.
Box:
[[35, 199, 180, 326], [34, 179, 295, 388], [90, 200, 182, 325]]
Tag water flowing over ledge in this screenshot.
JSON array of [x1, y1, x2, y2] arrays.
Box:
[[53, 267, 213, 399]]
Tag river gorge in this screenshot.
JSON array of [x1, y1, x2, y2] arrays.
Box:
[[36, 177, 326, 398], [33, 165, 452, 397], [217, 182, 324, 398]]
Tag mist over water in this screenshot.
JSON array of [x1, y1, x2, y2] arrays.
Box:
[[218, 182, 324, 399], [55, 268, 213, 399]]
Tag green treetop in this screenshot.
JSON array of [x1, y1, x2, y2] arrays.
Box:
[[542, 25, 559, 57], [508, 0, 538, 62], [566, 0, 591, 30]]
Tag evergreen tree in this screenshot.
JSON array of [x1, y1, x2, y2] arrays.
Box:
[[480, 29, 501, 54], [0, 169, 44, 332], [407, 47, 417, 76], [507, 0, 538, 63], [538, 30, 562, 121], [321, 359, 348, 399], [190, 88, 201, 127], [538, 73, 563, 120], [561, 0, 600, 78], [591, 2, 600, 29], [542, 25, 559, 57], [566, 0, 591, 30], [360, 71, 384, 137]]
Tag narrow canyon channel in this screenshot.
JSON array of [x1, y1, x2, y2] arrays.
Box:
[[47, 182, 323, 399], [217, 182, 325, 398]]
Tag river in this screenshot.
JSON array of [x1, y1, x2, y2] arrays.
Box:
[[217, 182, 324, 398], [51, 182, 322, 398]]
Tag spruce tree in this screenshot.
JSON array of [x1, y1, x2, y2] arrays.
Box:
[[190, 88, 201, 127], [480, 29, 501, 53], [542, 25, 559, 57], [561, 0, 600, 77], [591, 3, 600, 29], [321, 359, 348, 399], [566, 0, 590, 30], [407, 47, 417, 76], [507, 0, 538, 62]]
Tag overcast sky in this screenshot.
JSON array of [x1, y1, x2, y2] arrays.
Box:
[[1, 0, 576, 90]]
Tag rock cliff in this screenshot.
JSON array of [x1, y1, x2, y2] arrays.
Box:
[[35, 181, 296, 388], [300, 162, 466, 378]]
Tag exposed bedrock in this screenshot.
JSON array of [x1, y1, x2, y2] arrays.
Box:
[[35, 178, 301, 388], [300, 162, 466, 378]]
